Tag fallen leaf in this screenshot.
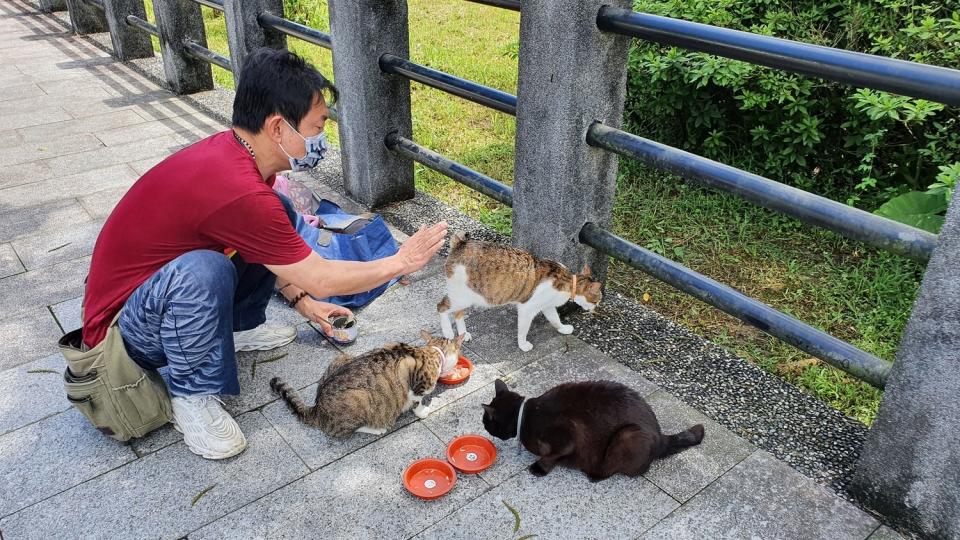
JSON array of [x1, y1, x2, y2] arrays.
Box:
[[502, 500, 520, 533], [191, 484, 217, 506]]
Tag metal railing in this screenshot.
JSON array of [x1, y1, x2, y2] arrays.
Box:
[[124, 14, 158, 37], [597, 7, 960, 107], [380, 54, 517, 115], [258, 12, 331, 50], [184, 39, 230, 71], [192, 0, 223, 12]]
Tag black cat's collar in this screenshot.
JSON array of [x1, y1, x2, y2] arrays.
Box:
[[515, 399, 528, 455]]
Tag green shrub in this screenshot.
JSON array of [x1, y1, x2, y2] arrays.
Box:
[[625, 0, 960, 228]]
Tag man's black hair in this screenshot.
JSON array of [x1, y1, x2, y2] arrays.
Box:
[[232, 47, 338, 133]]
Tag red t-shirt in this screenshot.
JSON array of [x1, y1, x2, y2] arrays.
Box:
[[82, 131, 313, 347]]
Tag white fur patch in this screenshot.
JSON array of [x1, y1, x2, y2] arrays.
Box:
[[574, 295, 597, 312], [446, 265, 490, 309]]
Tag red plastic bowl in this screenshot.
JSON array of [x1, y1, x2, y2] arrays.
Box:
[[446, 434, 497, 473], [438, 355, 474, 385], [402, 458, 457, 500]]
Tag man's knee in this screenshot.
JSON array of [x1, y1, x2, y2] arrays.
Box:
[[166, 250, 237, 301]]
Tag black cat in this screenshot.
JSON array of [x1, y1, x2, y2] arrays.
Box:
[[482, 379, 705, 481]]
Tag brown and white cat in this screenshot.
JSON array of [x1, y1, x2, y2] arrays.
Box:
[[437, 232, 603, 351], [269, 331, 464, 438], [482, 379, 705, 481]]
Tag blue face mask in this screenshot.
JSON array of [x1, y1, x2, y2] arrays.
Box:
[[279, 119, 328, 171]]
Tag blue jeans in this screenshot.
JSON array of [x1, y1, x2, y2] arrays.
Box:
[[117, 194, 297, 397]]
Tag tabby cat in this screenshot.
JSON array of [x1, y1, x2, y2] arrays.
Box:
[[269, 331, 464, 437], [437, 232, 603, 351], [482, 379, 705, 481]]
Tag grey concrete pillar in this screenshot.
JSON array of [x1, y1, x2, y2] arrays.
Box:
[[328, 0, 414, 208], [39, 0, 67, 13], [223, 0, 286, 79], [511, 0, 632, 278], [101, 0, 153, 60], [851, 187, 960, 539], [152, 0, 213, 95], [65, 0, 108, 34]]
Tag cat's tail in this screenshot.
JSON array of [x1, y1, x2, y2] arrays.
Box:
[[270, 377, 313, 424], [660, 424, 705, 458], [449, 231, 470, 251]]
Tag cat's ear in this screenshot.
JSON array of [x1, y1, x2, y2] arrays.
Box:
[[420, 329, 432, 343], [581, 265, 592, 277], [482, 404, 495, 416], [494, 379, 509, 395], [455, 334, 466, 348]]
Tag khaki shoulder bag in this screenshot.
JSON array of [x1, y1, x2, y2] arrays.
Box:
[[57, 318, 172, 441]]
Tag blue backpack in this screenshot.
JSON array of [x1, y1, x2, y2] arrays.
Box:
[[294, 199, 401, 308]]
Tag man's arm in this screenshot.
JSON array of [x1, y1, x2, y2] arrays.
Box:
[[266, 221, 448, 298]]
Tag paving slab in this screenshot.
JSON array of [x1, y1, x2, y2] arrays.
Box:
[[0, 353, 69, 436], [0, 132, 103, 168], [333, 268, 447, 355], [50, 295, 82, 332], [0, 412, 308, 538], [94, 112, 223, 145], [0, 163, 137, 210], [424, 338, 659, 486], [0, 243, 25, 278], [0, 82, 42, 102], [0, 160, 51, 191], [0, 129, 21, 148], [190, 422, 490, 539], [17, 109, 144, 143], [41, 135, 185, 176], [224, 324, 341, 416], [0, 306, 64, 371], [0, 198, 94, 244], [0, 408, 136, 518], [416, 463, 679, 540], [640, 450, 880, 540], [0, 107, 72, 132], [0, 255, 89, 320], [0, 90, 114, 116], [261, 354, 501, 470], [77, 185, 128, 219], [642, 389, 756, 502], [459, 306, 573, 374], [10, 219, 103, 270]]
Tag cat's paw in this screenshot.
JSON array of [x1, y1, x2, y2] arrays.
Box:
[[557, 324, 574, 335], [459, 331, 472, 342], [413, 404, 432, 419], [528, 462, 549, 477], [518, 341, 534, 352], [356, 426, 388, 436]]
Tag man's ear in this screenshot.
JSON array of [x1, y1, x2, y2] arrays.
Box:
[[264, 114, 285, 143]]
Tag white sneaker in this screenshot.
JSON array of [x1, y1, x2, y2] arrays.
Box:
[[171, 395, 247, 460], [234, 323, 297, 352]]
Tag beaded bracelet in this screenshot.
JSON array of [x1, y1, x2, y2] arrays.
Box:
[[288, 291, 309, 308]]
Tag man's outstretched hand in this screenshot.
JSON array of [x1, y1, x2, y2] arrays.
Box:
[[395, 221, 448, 275], [296, 298, 353, 335]]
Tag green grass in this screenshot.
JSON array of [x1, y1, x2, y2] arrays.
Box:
[[144, 0, 924, 424]]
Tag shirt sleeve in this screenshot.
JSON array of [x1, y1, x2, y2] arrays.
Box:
[[199, 191, 313, 265]]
